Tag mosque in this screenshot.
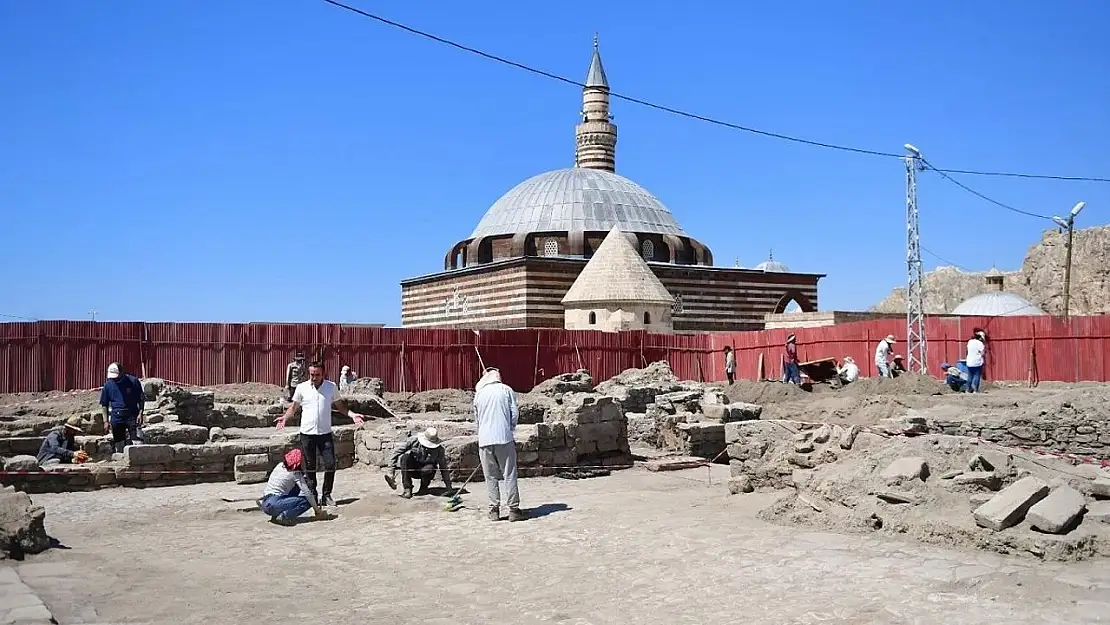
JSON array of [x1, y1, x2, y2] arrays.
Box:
[[400, 39, 824, 332]]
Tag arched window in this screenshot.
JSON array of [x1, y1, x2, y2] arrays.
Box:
[[641, 239, 654, 260], [588, 312, 597, 325], [672, 294, 684, 314], [643, 311, 652, 324], [543, 238, 559, 257]]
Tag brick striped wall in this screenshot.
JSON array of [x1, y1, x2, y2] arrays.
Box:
[[400, 258, 822, 331]]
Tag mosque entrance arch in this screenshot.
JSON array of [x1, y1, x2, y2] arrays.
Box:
[[774, 290, 814, 314]]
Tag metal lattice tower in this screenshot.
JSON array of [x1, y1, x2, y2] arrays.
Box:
[[904, 144, 927, 373]]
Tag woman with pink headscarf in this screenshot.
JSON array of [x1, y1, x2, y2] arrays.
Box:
[[258, 448, 327, 526]]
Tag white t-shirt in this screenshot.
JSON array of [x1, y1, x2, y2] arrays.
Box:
[[840, 362, 860, 383], [966, 339, 986, 368], [874, 340, 892, 367], [292, 379, 339, 435]]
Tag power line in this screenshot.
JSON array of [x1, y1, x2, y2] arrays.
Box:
[[319, 0, 1110, 184], [0, 313, 37, 321], [921, 246, 973, 272], [920, 157, 1054, 221]]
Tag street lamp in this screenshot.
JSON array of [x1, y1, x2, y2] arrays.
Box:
[[1052, 201, 1086, 322]]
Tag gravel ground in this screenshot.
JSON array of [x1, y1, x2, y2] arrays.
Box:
[[11, 465, 1110, 625]]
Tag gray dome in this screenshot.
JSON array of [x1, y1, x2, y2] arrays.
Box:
[[469, 168, 688, 239], [755, 260, 790, 272], [950, 292, 1047, 317]]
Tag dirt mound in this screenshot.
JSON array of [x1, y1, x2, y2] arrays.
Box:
[[599, 361, 677, 388], [405, 389, 474, 415], [1022, 386, 1110, 421], [346, 378, 385, 397], [839, 373, 949, 397], [755, 433, 1110, 561], [724, 380, 810, 405]]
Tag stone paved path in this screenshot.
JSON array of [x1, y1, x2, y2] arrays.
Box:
[[16, 465, 1110, 624]]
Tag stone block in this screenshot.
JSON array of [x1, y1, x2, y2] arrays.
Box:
[[701, 404, 727, 423], [234, 453, 270, 472], [727, 475, 754, 494], [123, 444, 174, 467], [973, 476, 1050, 531], [138, 464, 165, 480], [839, 424, 861, 450], [1085, 501, 1110, 525], [728, 402, 763, 422], [812, 424, 832, 444], [644, 457, 705, 472], [1026, 485, 1086, 534], [881, 457, 929, 483], [969, 493, 993, 511], [139, 423, 209, 445], [3, 455, 39, 473], [234, 470, 268, 485], [953, 471, 1002, 491], [794, 440, 814, 454], [1091, 478, 1110, 499]]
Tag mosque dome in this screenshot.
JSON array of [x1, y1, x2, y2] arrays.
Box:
[[754, 252, 789, 273], [469, 168, 688, 239], [950, 292, 1047, 317]]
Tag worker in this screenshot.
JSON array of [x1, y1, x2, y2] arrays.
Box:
[[874, 335, 895, 378], [99, 362, 145, 453], [836, 356, 859, 387], [723, 346, 736, 385], [783, 334, 801, 385], [338, 365, 358, 392], [891, 354, 907, 378], [384, 427, 453, 499], [37, 416, 89, 467], [258, 448, 327, 526], [283, 351, 308, 403], [941, 362, 968, 392], [275, 361, 366, 507], [474, 367, 524, 522], [965, 329, 987, 393]]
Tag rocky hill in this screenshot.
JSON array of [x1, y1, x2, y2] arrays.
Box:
[[872, 224, 1110, 316]]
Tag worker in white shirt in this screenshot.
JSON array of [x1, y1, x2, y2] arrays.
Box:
[[258, 448, 327, 526], [836, 356, 859, 387], [275, 361, 366, 507], [965, 329, 987, 393], [874, 335, 895, 378]]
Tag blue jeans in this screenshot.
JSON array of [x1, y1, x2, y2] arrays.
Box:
[[784, 362, 801, 385], [260, 493, 311, 521], [966, 366, 983, 393]]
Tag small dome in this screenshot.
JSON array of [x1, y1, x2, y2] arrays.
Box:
[[755, 260, 790, 272], [950, 292, 1047, 317], [469, 168, 688, 239], [984, 266, 1004, 277]]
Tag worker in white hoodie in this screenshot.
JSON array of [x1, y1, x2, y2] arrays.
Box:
[[473, 367, 524, 522]]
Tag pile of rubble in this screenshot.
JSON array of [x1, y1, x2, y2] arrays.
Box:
[[725, 415, 1110, 560], [0, 486, 51, 560]]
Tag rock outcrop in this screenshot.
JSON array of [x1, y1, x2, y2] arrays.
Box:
[[872, 224, 1110, 316]]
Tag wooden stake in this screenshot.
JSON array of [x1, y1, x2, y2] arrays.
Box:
[[532, 332, 541, 387], [574, 342, 584, 371], [399, 341, 406, 394]]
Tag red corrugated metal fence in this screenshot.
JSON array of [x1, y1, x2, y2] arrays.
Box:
[[1, 315, 1107, 393]]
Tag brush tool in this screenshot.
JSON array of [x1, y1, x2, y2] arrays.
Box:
[[443, 465, 481, 512]]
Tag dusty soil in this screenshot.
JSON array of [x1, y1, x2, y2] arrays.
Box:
[[13, 465, 1110, 624], [719, 378, 1110, 426]]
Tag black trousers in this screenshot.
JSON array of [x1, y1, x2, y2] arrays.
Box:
[[726, 371, 735, 385], [110, 421, 140, 453], [300, 433, 336, 500], [398, 452, 436, 491]]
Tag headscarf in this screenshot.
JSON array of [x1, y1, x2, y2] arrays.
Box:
[[284, 448, 304, 470], [476, 367, 502, 392]]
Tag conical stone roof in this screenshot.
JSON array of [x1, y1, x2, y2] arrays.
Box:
[[562, 228, 674, 306]]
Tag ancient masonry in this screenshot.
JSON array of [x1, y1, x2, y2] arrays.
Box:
[[400, 39, 822, 331]]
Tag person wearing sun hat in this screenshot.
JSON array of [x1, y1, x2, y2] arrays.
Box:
[[385, 427, 452, 499], [259, 448, 326, 526], [874, 335, 896, 378], [37, 416, 89, 467]]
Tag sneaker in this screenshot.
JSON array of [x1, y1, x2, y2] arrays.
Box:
[[269, 516, 296, 527], [384, 474, 397, 490], [401, 488, 413, 499], [322, 494, 336, 507], [508, 508, 526, 522], [487, 507, 501, 521]]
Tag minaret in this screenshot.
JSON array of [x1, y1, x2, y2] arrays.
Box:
[[575, 34, 618, 172]]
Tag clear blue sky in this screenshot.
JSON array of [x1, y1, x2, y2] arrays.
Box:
[[2, 0, 1107, 324]]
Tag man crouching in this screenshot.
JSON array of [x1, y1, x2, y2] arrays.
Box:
[[384, 427, 452, 498], [259, 449, 327, 526]]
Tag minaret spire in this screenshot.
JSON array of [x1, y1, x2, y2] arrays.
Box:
[[575, 34, 617, 172]]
